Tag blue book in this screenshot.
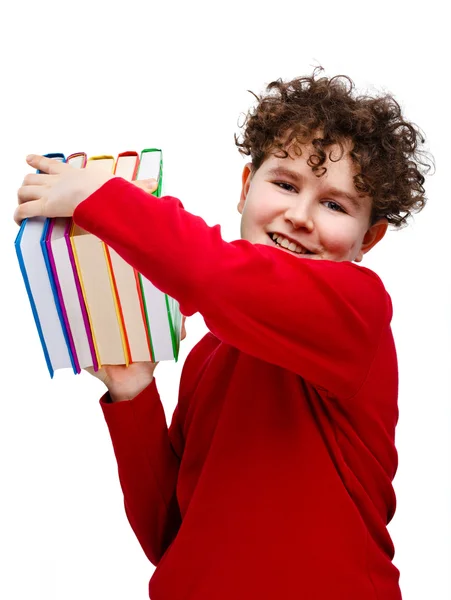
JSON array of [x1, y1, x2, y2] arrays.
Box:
[[14, 153, 77, 377]]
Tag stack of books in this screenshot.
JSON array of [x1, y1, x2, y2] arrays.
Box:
[[15, 149, 182, 378]]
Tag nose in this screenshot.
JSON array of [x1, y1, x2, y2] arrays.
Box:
[[284, 197, 314, 232]]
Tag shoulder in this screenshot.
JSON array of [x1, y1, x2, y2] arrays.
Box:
[[325, 260, 393, 324], [340, 261, 392, 312], [255, 246, 391, 315]]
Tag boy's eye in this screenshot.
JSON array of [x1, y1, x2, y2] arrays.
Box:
[[271, 184, 346, 214], [274, 181, 297, 192], [323, 200, 345, 213]]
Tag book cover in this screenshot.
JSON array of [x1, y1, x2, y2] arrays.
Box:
[[136, 149, 182, 362], [69, 155, 129, 367], [106, 151, 152, 362], [45, 152, 99, 371], [15, 153, 75, 377]]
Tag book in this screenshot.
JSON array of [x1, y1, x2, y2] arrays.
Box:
[[106, 151, 152, 362], [15, 154, 77, 377], [136, 149, 181, 362], [15, 149, 183, 377], [69, 155, 129, 368], [44, 152, 98, 372]]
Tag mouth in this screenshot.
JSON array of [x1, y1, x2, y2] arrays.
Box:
[[267, 232, 314, 255]]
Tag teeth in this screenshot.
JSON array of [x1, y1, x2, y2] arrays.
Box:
[[270, 233, 308, 255]]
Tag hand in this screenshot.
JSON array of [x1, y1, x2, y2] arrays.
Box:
[[15, 154, 114, 224], [14, 154, 158, 225], [85, 316, 187, 402]]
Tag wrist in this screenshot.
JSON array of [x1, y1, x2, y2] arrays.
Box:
[[74, 172, 116, 213], [108, 376, 154, 403]]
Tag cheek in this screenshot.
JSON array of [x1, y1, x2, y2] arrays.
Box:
[[320, 222, 361, 253], [241, 196, 274, 231]]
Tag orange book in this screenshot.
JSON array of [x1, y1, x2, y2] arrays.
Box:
[[105, 151, 152, 362]]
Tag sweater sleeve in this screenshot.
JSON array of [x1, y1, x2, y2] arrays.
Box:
[[74, 177, 391, 399], [100, 378, 182, 566]]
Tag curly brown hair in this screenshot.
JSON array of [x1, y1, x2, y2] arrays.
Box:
[[234, 66, 434, 228]]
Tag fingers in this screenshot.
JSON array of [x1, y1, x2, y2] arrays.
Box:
[[17, 184, 46, 204], [15, 172, 54, 225], [22, 172, 54, 186], [181, 315, 187, 341], [26, 154, 67, 175], [14, 199, 45, 225], [132, 178, 158, 193]]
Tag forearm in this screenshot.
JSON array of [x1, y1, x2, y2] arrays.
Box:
[[74, 178, 390, 398], [101, 380, 181, 564]]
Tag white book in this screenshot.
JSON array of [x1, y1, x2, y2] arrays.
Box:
[[136, 149, 176, 361]]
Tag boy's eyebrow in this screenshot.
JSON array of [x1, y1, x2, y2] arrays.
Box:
[[266, 166, 364, 210], [326, 186, 363, 210]]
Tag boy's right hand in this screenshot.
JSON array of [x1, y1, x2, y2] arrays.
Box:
[[84, 361, 159, 403], [85, 316, 186, 402]]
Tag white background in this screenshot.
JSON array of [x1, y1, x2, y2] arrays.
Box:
[[1, 1, 449, 598]]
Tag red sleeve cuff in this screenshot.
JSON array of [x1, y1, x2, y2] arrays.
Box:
[[100, 378, 161, 429]]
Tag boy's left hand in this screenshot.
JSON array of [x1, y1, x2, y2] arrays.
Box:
[[14, 154, 158, 225]]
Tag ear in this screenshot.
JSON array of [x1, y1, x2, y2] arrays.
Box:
[[355, 219, 389, 262], [237, 162, 254, 214]]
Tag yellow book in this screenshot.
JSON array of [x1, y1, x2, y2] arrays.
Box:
[[70, 156, 129, 367]]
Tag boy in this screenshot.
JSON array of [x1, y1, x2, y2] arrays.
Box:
[[15, 68, 431, 599]]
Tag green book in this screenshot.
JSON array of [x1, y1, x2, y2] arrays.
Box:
[[136, 149, 183, 362]]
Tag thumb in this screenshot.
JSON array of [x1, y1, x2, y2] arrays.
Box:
[[132, 178, 158, 193]]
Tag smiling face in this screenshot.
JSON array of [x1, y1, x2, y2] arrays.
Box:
[[237, 141, 388, 263]]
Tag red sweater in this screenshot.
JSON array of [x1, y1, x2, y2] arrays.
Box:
[[74, 178, 402, 600]]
